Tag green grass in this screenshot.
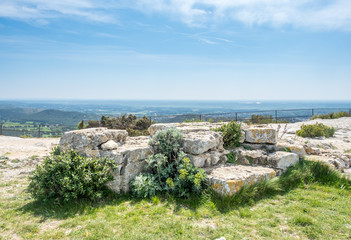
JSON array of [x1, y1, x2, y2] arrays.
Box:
[[1, 160, 351, 239]]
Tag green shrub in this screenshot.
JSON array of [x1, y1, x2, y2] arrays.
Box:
[[149, 128, 184, 161], [126, 128, 150, 137], [131, 153, 207, 198], [214, 121, 242, 148], [311, 111, 350, 120], [28, 151, 116, 202], [77, 120, 85, 130], [296, 123, 335, 138], [130, 174, 161, 198], [52, 146, 61, 156], [86, 114, 153, 136], [131, 129, 207, 199]]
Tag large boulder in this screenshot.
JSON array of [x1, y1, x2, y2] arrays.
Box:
[[183, 131, 224, 155], [244, 128, 277, 144], [267, 151, 299, 170], [60, 128, 128, 155]]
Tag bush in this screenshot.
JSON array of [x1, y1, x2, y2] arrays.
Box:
[[131, 128, 207, 198], [296, 123, 335, 138], [28, 151, 116, 202], [149, 128, 184, 161], [131, 153, 207, 198], [311, 111, 350, 120], [214, 121, 242, 148], [86, 114, 153, 136]]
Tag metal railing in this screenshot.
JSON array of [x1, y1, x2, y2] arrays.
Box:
[[147, 107, 351, 123]]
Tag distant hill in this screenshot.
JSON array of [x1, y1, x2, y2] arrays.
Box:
[[0, 108, 100, 126]]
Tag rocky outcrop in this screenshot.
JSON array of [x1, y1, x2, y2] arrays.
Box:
[[206, 164, 276, 196], [60, 128, 128, 155]]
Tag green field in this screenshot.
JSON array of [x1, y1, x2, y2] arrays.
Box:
[[0, 121, 76, 138], [1, 160, 351, 240]]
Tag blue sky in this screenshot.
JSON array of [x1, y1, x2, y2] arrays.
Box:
[[0, 0, 350, 100]]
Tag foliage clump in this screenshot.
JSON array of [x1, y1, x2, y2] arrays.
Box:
[[28, 151, 116, 202], [214, 121, 242, 148], [86, 114, 153, 136], [296, 123, 335, 138], [311, 111, 350, 120], [149, 128, 183, 160], [130, 128, 207, 198]]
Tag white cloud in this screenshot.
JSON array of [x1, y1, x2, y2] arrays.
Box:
[[128, 0, 351, 30], [0, 0, 350, 30], [0, 0, 116, 23]]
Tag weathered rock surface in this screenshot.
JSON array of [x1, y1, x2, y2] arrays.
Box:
[[187, 151, 228, 168], [148, 122, 248, 136], [100, 140, 119, 151], [183, 131, 224, 155], [206, 164, 276, 196], [244, 128, 277, 144], [60, 128, 128, 155], [275, 143, 306, 158], [267, 151, 299, 170], [235, 148, 268, 166]]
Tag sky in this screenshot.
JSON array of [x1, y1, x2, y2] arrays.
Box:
[[0, 0, 351, 100]]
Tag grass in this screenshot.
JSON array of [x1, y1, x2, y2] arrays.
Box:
[[1, 160, 351, 239]]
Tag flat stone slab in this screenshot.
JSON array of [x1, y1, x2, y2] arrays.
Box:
[[245, 128, 277, 144], [267, 151, 299, 170], [148, 122, 247, 136], [60, 127, 128, 153], [206, 165, 276, 196]]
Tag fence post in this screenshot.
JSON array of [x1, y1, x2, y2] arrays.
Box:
[[275, 110, 278, 123], [235, 112, 238, 122], [312, 109, 314, 116], [199, 114, 202, 121], [38, 125, 41, 138], [0, 123, 2, 135], [349, 108, 351, 115]]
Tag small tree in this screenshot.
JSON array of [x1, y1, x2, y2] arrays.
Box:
[[77, 120, 85, 130]]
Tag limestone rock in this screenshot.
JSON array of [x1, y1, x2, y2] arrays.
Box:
[[267, 151, 299, 170], [206, 164, 276, 196], [183, 131, 223, 155], [188, 151, 227, 168], [236, 149, 268, 166], [100, 140, 119, 150], [148, 123, 179, 136], [244, 128, 277, 144], [60, 128, 128, 154], [276, 143, 306, 158]]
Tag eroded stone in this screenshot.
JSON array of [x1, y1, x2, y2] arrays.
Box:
[[244, 128, 277, 144], [206, 164, 276, 196]]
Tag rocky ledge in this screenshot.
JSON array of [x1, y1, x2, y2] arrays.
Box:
[[59, 118, 351, 195]]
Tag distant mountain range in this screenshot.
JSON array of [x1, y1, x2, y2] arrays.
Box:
[[0, 108, 100, 126]]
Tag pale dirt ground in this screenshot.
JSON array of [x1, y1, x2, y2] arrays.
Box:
[[269, 117, 351, 153], [0, 136, 59, 180]]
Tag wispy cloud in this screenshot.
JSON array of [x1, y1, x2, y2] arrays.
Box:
[[128, 0, 351, 30], [0, 0, 350, 31], [0, 0, 117, 23]]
